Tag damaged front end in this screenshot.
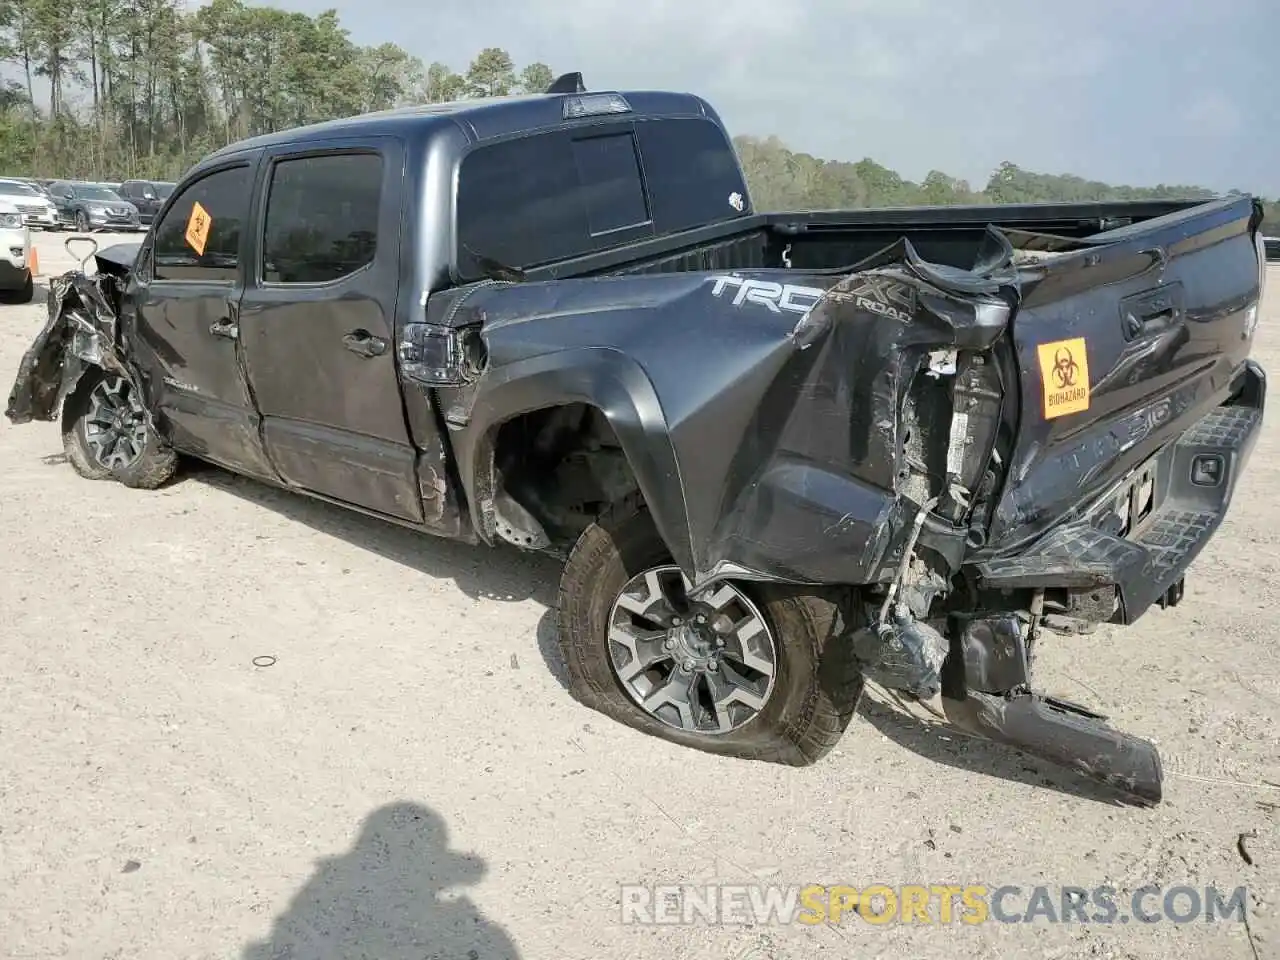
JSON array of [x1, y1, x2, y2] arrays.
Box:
[[5, 239, 144, 427]]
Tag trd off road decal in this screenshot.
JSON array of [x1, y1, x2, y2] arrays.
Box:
[[1036, 337, 1091, 418], [831, 276, 917, 325], [710, 274, 826, 316]]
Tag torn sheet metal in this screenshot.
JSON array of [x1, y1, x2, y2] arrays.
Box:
[[445, 228, 1021, 588], [5, 255, 143, 427]]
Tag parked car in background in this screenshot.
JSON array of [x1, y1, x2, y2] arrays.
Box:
[[47, 180, 141, 232], [0, 198, 34, 301], [0, 178, 60, 229], [117, 179, 176, 225]]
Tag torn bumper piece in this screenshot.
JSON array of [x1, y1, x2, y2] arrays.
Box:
[[936, 612, 1164, 805], [944, 691, 1163, 806]]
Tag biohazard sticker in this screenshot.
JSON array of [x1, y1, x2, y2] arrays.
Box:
[[1037, 337, 1090, 418], [185, 201, 212, 256]]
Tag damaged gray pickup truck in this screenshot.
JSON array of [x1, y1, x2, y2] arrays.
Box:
[[7, 77, 1269, 805]]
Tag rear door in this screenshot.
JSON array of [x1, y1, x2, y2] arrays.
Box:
[[237, 138, 423, 522], [129, 157, 276, 480]]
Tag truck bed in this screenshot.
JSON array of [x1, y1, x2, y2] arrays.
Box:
[[523, 199, 1210, 281]]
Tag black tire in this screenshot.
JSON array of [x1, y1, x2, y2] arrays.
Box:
[[61, 369, 178, 489], [75, 211, 89, 232], [557, 506, 865, 766], [14, 270, 33, 303]]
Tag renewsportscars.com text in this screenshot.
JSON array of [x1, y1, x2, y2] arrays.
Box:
[[619, 883, 1249, 926]]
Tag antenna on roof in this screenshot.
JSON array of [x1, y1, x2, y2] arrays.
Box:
[[545, 72, 586, 95]]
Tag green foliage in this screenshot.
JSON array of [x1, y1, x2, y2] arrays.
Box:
[[0, 3, 1273, 226], [734, 136, 1278, 224]]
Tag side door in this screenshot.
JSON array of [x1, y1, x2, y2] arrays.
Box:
[[237, 140, 423, 522], [128, 158, 277, 481]]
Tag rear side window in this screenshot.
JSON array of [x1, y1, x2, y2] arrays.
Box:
[[261, 152, 383, 284], [635, 118, 749, 232], [457, 127, 654, 279], [153, 165, 251, 282]]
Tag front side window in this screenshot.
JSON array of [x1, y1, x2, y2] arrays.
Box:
[[261, 152, 383, 284], [153, 165, 252, 282]]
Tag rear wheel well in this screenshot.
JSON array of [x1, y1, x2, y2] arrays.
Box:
[[489, 403, 645, 550]]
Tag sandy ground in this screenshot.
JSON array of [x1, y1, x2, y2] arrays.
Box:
[[0, 233, 1276, 960]]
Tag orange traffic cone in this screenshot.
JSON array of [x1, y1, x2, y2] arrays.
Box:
[[28, 246, 39, 277]]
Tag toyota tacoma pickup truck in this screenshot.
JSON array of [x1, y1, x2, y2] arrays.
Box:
[[7, 75, 1269, 805]]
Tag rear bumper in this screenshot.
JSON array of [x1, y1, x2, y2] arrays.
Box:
[[976, 360, 1266, 623]]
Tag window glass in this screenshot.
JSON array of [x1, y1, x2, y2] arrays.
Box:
[[261, 153, 383, 284], [457, 133, 583, 275], [153, 165, 251, 282], [569, 133, 649, 235], [456, 127, 654, 279], [78, 185, 123, 201], [635, 118, 749, 232]]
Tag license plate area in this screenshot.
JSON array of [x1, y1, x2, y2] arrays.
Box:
[[1095, 460, 1159, 540]]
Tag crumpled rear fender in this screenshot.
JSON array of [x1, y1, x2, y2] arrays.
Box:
[[445, 229, 1023, 588]]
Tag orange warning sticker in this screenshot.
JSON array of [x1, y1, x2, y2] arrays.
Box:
[[184, 201, 212, 256], [1036, 337, 1091, 419]]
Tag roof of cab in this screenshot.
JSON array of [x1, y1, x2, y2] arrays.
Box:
[[204, 89, 718, 163]]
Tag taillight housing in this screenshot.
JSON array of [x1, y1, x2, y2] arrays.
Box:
[[1255, 229, 1268, 302], [399, 322, 487, 386]]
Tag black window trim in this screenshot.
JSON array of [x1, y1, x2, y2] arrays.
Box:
[[147, 159, 257, 287], [254, 145, 388, 291]]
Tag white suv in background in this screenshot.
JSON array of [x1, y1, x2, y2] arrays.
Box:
[[0, 178, 59, 230], [0, 198, 33, 302]]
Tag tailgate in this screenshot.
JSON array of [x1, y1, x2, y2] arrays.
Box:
[[989, 195, 1266, 551]]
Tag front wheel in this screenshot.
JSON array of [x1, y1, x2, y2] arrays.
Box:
[[74, 211, 89, 232], [556, 507, 864, 765], [61, 370, 178, 488]]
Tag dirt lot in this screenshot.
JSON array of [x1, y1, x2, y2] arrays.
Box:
[[1, 233, 1276, 960]]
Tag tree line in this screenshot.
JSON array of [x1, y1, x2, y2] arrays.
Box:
[[0, 0, 1274, 228]]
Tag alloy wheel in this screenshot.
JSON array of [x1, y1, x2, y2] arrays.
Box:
[[83, 375, 148, 470], [607, 565, 778, 735]]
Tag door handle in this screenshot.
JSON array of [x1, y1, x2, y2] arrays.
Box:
[[343, 329, 388, 358], [209, 317, 239, 340], [1120, 283, 1184, 340]]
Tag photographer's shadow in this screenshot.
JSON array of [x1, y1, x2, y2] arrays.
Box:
[[242, 801, 519, 959]]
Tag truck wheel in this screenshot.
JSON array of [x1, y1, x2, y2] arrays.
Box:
[[557, 507, 864, 765], [61, 370, 177, 489]]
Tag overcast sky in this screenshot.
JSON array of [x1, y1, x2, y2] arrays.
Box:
[[259, 0, 1276, 196]]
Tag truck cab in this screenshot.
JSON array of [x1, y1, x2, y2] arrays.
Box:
[[121, 87, 755, 532]]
